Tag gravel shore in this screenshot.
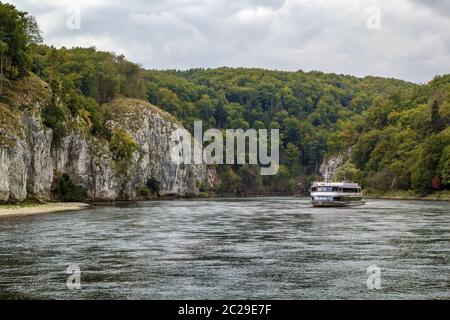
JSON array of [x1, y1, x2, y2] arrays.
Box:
[[0, 203, 90, 218]]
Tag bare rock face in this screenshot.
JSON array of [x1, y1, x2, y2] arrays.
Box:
[[0, 144, 28, 202], [0, 137, 28, 202], [0, 150, 8, 201], [319, 147, 353, 181], [25, 114, 54, 198], [0, 99, 215, 202]]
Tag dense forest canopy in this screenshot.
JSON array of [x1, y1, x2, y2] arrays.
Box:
[[1, 2, 449, 196], [145, 69, 449, 195]]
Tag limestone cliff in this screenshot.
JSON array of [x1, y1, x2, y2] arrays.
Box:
[[318, 147, 353, 181], [0, 77, 215, 202]]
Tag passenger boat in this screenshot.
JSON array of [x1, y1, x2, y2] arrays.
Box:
[[310, 182, 365, 207]]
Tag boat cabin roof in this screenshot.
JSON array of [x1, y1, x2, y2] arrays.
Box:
[[312, 181, 361, 188]]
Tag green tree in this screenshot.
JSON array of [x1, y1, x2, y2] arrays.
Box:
[[146, 177, 161, 197], [42, 79, 69, 145], [438, 145, 450, 185], [335, 162, 362, 183], [283, 143, 301, 174], [429, 97, 445, 133], [0, 2, 42, 78], [217, 166, 240, 195], [412, 129, 450, 194], [110, 127, 137, 165], [0, 40, 8, 94], [53, 173, 87, 202]]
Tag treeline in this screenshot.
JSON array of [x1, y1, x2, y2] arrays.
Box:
[[2, 2, 448, 196]]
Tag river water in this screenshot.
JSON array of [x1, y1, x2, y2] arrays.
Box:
[[0, 197, 448, 299]]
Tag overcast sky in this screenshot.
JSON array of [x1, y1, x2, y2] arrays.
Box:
[[8, 0, 450, 83]]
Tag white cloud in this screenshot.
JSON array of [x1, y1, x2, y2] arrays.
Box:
[[8, 0, 450, 83], [235, 6, 274, 23]]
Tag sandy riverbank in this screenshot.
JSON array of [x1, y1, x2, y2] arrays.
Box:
[[0, 203, 90, 218]]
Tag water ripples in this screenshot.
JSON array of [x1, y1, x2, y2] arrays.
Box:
[[0, 198, 448, 299]]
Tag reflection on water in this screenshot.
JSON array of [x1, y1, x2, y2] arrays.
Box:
[[0, 198, 448, 299]]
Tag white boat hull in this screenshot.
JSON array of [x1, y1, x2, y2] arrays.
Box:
[[311, 200, 365, 207]]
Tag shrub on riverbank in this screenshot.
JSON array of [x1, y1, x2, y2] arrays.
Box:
[[53, 174, 87, 202]]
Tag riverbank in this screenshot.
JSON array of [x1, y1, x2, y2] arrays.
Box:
[[0, 202, 90, 218], [364, 190, 450, 201]]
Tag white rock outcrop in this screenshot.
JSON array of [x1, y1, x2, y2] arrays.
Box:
[[319, 147, 353, 182], [0, 101, 215, 202]]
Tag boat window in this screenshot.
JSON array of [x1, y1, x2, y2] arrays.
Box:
[[314, 196, 334, 201], [316, 186, 334, 192], [313, 186, 361, 193], [343, 188, 360, 193]]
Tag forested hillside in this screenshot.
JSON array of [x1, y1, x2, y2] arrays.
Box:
[[1, 2, 449, 199], [145, 69, 449, 196]]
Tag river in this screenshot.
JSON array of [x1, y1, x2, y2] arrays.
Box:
[[0, 198, 448, 299]]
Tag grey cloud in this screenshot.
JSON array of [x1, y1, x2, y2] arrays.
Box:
[[409, 0, 450, 17]]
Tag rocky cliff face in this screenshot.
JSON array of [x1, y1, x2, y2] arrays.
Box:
[[319, 147, 352, 181], [0, 97, 215, 202]]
